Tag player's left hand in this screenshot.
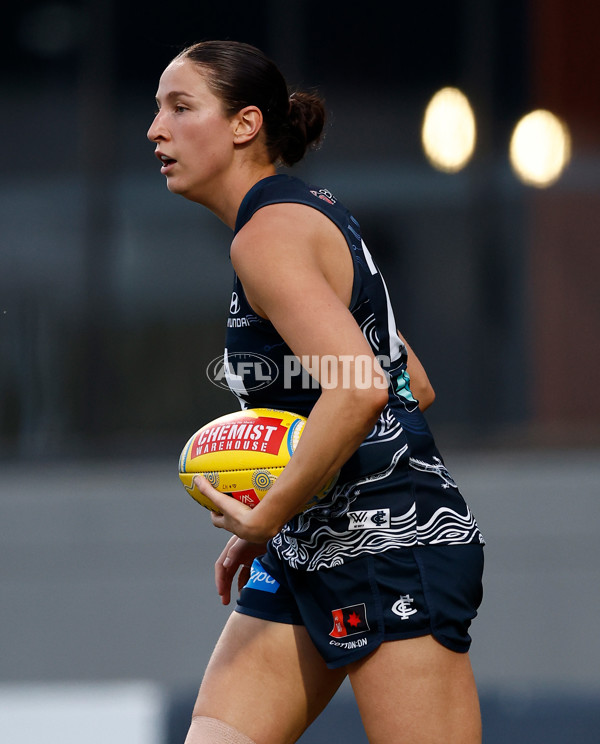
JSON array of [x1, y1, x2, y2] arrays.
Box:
[[214, 535, 267, 606]]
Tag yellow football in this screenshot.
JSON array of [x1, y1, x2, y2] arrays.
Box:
[[178, 408, 338, 512]]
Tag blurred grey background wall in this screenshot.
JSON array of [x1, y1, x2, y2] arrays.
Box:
[[1, 1, 599, 741]]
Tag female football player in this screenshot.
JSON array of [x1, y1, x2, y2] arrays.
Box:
[[148, 40, 484, 744]]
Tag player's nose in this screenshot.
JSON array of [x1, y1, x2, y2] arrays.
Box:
[[147, 111, 167, 142]]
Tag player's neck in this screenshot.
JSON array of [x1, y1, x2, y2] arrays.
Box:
[[205, 164, 278, 230]]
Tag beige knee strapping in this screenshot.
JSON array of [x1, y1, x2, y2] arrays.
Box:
[[184, 715, 258, 744]]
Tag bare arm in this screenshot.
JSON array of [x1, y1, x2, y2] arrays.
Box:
[[193, 204, 388, 543], [397, 331, 436, 411]]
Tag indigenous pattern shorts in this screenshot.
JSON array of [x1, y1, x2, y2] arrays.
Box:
[[236, 543, 484, 668]]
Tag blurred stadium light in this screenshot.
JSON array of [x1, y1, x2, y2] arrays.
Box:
[[509, 109, 572, 187], [422, 87, 477, 172]]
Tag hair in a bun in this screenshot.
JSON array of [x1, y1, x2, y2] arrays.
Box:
[[277, 91, 326, 166], [178, 41, 325, 166]]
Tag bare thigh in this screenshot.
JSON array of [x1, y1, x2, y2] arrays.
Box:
[[348, 635, 481, 744], [191, 611, 347, 744]]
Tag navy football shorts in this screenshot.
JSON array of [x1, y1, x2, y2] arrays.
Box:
[[235, 543, 484, 669]]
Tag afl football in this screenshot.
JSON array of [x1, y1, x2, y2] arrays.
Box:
[[178, 408, 338, 512]]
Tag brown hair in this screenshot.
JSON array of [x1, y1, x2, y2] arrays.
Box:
[[177, 41, 325, 167]]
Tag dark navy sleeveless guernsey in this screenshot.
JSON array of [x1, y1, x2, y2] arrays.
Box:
[[225, 174, 483, 571]]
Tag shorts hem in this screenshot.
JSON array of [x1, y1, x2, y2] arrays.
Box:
[[324, 635, 383, 669], [324, 628, 469, 670], [324, 629, 431, 669], [383, 628, 471, 655], [234, 604, 303, 627], [429, 632, 471, 654]]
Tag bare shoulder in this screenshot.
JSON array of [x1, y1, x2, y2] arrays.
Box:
[[231, 203, 316, 268], [230, 202, 352, 308]]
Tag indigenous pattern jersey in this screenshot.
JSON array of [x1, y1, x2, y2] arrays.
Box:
[[225, 175, 483, 571]]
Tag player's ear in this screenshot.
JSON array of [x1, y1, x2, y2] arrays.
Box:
[[232, 106, 263, 145]]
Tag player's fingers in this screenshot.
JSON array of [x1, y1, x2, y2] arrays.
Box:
[[210, 511, 226, 530], [192, 475, 226, 511], [214, 553, 237, 605], [193, 475, 253, 530], [237, 564, 251, 594], [222, 536, 251, 567], [216, 535, 240, 567], [214, 536, 247, 605]]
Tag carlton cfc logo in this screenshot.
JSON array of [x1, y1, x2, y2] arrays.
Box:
[[329, 603, 370, 638]]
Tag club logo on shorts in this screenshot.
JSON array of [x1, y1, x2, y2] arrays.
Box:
[[391, 594, 418, 620], [329, 603, 370, 638], [347, 508, 391, 530]]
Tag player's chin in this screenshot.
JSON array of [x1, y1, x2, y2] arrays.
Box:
[[167, 179, 200, 203], [165, 177, 185, 195]]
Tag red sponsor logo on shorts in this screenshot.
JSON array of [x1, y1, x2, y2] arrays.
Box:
[[329, 603, 370, 638], [192, 416, 287, 458]]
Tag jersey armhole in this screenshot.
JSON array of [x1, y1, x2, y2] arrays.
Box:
[[239, 197, 363, 313], [348, 254, 361, 312]]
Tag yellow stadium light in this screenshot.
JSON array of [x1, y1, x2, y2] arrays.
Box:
[[421, 87, 477, 173], [509, 110, 571, 188]]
